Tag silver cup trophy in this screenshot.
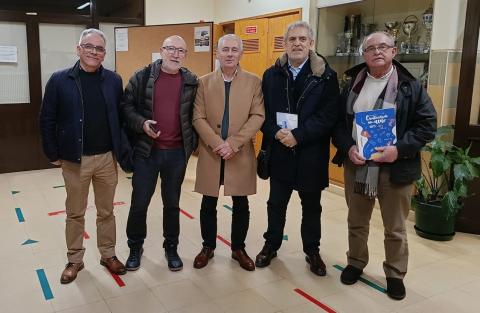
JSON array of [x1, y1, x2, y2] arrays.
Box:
[[385, 21, 399, 43], [422, 4, 433, 53], [402, 15, 419, 54]]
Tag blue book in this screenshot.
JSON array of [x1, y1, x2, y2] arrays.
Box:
[[355, 108, 397, 160]]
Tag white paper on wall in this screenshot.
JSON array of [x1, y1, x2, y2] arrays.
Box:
[[115, 28, 129, 52]]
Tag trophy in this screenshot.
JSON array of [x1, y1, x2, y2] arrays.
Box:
[[402, 15, 419, 54], [422, 4, 433, 53], [384, 21, 399, 42]]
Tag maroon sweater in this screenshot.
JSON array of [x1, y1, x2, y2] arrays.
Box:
[[153, 69, 183, 149]]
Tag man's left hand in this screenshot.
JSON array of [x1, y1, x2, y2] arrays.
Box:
[[213, 141, 236, 160], [373, 146, 398, 163], [279, 130, 297, 148]]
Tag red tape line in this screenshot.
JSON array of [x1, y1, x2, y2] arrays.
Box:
[[294, 288, 336, 313], [216, 235, 231, 247], [108, 270, 125, 287], [180, 209, 194, 219], [83, 232, 90, 239]]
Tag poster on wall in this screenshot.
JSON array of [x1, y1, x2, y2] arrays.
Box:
[[0, 46, 18, 63], [115, 28, 129, 52], [194, 26, 210, 52]]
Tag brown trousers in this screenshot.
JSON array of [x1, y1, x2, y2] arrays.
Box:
[[61, 152, 118, 263], [344, 159, 413, 279]]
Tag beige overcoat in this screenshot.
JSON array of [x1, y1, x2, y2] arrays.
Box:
[[193, 68, 265, 197]]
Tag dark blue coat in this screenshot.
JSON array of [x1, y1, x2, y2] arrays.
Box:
[[40, 61, 123, 163], [262, 51, 339, 192]]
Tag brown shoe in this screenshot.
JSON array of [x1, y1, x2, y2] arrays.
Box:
[[232, 248, 255, 271], [305, 253, 326, 276], [60, 262, 84, 284], [100, 256, 126, 275], [193, 247, 215, 269]]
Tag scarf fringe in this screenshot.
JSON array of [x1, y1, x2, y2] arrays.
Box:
[[354, 182, 377, 199]]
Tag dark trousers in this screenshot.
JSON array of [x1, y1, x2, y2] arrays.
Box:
[[263, 178, 322, 254], [126, 148, 186, 251], [200, 195, 250, 250]]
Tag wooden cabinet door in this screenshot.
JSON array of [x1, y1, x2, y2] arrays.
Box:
[[234, 18, 269, 78], [267, 13, 300, 67]]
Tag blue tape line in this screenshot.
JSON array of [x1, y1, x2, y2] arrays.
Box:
[[36, 269, 54, 300], [15, 208, 25, 223]]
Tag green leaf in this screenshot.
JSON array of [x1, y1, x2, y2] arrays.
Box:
[[441, 191, 460, 219], [453, 180, 468, 198], [470, 156, 480, 166], [435, 125, 453, 138], [454, 164, 473, 181]]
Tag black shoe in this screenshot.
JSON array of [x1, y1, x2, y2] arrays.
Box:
[[255, 244, 277, 268], [126, 247, 144, 271], [305, 253, 327, 276], [386, 278, 406, 300], [340, 265, 363, 285], [165, 249, 183, 271]]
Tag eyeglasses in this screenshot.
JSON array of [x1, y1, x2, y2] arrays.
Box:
[[162, 46, 187, 56], [80, 43, 106, 54], [363, 44, 394, 54]]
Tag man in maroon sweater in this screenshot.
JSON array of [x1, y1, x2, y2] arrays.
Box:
[[120, 35, 198, 272]]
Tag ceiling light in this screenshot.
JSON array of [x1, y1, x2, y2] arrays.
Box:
[[77, 2, 91, 10]]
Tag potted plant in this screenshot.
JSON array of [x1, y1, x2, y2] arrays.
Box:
[[413, 125, 480, 241]]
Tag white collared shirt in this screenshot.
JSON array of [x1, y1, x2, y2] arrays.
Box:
[[288, 58, 308, 80]]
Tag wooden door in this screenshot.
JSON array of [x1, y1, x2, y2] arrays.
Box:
[[266, 13, 300, 67], [235, 18, 268, 78], [453, 0, 480, 234]]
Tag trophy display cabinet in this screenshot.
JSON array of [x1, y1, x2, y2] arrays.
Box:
[[316, 0, 434, 89]]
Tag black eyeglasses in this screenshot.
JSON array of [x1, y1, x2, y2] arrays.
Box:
[[162, 46, 187, 55], [363, 44, 394, 54], [80, 43, 106, 54]]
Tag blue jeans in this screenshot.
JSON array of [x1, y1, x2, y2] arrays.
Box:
[[126, 148, 186, 250]]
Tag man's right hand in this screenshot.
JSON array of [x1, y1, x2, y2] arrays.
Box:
[[143, 120, 161, 139], [275, 129, 289, 141], [348, 145, 366, 165], [50, 160, 62, 166]]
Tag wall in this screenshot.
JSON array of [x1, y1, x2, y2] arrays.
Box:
[[213, 0, 310, 23], [145, 0, 214, 25]]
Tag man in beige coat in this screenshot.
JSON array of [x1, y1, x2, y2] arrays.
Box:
[[192, 34, 265, 271]]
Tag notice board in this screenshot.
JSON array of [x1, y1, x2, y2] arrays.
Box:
[[115, 22, 213, 87]]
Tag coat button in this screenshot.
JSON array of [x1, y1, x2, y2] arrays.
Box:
[[79, 119, 82, 122], [78, 138, 82, 142]]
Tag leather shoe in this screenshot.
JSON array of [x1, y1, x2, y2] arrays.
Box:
[[165, 249, 183, 271], [60, 262, 84, 284], [305, 253, 326, 276], [232, 248, 255, 271], [340, 265, 363, 285], [193, 247, 215, 269], [255, 244, 277, 268], [100, 256, 126, 275], [386, 278, 406, 300], [126, 247, 144, 271]]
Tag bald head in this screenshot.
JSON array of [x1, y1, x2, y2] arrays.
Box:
[[160, 35, 187, 74], [162, 35, 187, 50]]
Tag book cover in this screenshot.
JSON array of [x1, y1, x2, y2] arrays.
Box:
[[355, 108, 397, 160]]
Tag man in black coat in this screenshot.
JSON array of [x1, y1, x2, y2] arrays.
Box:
[[332, 31, 437, 300], [120, 35, 198, 272], [255, 21, 339, 276], [40, 28, 126, 284]]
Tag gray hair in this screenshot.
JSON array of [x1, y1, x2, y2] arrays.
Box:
[[360, 31, 395, 54], [79, 28, 106, 45], [217, 34, 243, 52], [284, 21, 314, 41]]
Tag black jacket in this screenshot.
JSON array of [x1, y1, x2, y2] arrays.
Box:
[[262, 51, 340, 191], [39, 61, 123, 163], [332, 59, 437, 184], [120, 60, 199, 162]]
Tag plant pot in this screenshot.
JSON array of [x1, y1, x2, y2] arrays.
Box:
[[414, 200, 455, 241]]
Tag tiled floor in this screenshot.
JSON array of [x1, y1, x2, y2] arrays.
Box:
[[1, 157, 479, 313]]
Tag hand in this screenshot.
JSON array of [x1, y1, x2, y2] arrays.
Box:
[[275, 129, 289, 141], [143, 120, 161, 139], [348, 145, 366, 165], [50, 160, 62, 166], [213, 141, 236, 160], [373, 146, 398, 163], [279, 130, 297, 148]]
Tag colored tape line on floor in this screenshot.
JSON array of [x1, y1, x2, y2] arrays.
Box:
[[107, 270, 126, 287], [216, 234, 231, 247], [22, 239, 39, 245], [48, 209, 66, 216], [294, 288, 336, 313], [15, 208, 25, 223], [11, 190, 20, 195], [333, 264, 387, 293], [223, 204, 232, 212], [83, 232, 90, 239], [36, 269, 54, 300], [53, 185, 65, 188], [180, 209, 194, 219]]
